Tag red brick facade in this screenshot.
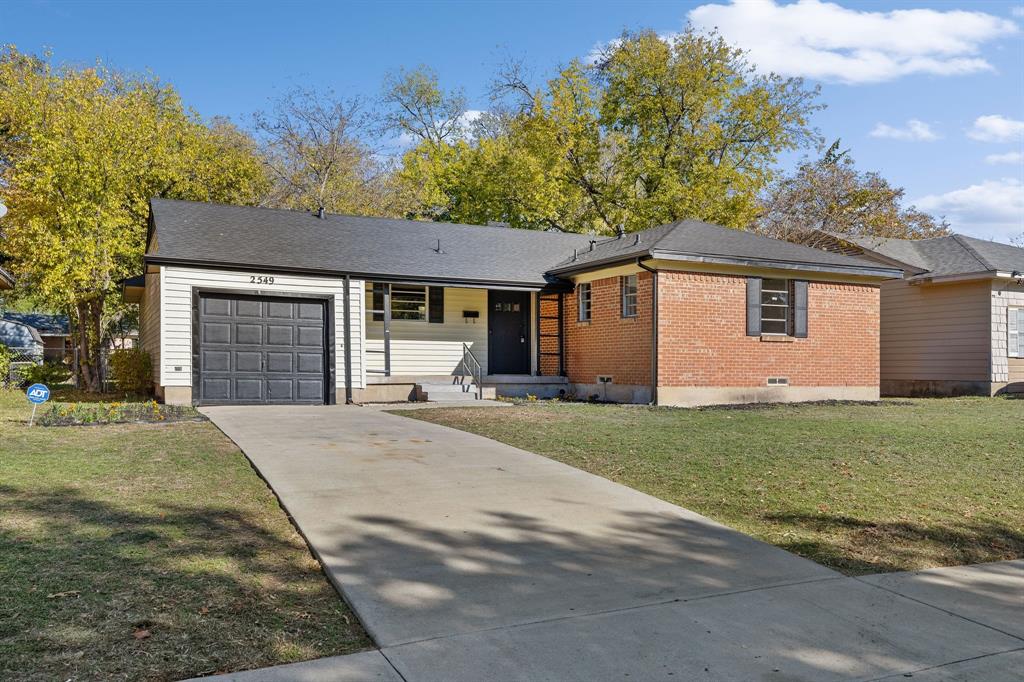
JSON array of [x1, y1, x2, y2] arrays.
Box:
[[655, 271, 879, 387], [561, 269, 880, 391], [563, 272, 653, 387]]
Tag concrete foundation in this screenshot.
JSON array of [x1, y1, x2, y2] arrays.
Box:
[[571, 382, 652, 404], [162, 386, 193, 406], [656, 385, 879, 408], [881, 379, 992, 397]]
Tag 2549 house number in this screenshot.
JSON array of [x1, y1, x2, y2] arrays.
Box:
[[249, 275, 275, 285]]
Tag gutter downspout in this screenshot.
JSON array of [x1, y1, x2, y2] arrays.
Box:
[[636, 258, 658, 406], [342, 275, 354, 404]]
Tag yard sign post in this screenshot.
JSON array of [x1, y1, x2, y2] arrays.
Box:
[[26, 383, 50, 426]]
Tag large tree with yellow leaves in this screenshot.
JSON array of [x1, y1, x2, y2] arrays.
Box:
[[0, 46, 268, 391]]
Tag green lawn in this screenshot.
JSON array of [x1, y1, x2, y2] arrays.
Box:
[[0, 390, 369, 681], [399, 398, 1024, 575]]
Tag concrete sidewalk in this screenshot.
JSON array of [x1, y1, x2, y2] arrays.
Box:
[[200, 405, 1023, 681]]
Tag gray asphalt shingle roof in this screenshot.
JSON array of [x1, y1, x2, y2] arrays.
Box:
[[149, 199, 593, 287], [842, 234, 1024, 278], [147, 199, 900, 285], [550, 219, 894, 275], [2, 312, 70, 336]]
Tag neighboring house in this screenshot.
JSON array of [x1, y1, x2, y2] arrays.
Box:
[[0, 266, 13, 292], [2, 312, 72, 362], [0, 317, 43, 356], [812, 232, 1024, 396], [123, 199, 900, 407]]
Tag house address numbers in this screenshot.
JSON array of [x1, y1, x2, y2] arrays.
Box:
[[249, 275, 275, 285]]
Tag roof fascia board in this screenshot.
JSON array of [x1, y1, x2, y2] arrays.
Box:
[[145, 256, 567, 292], [546, 252, 648, 276], [909, 270, 999, 285], [648, 249, 902, 279]]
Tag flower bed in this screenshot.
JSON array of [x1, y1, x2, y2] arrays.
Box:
[[37, 400, 203, 426]]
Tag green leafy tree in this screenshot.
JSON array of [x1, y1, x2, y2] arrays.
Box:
[[758, 140, 950, 244], [386, 30, 822, 234], [0, 46, 268, 391]]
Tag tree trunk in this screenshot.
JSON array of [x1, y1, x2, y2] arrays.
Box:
[[74, 297, 104, 393]]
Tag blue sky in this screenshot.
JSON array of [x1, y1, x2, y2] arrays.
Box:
[[3, 0, 1023, 241]]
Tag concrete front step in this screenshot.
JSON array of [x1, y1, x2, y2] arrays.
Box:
[[418, 382, 496, 401]]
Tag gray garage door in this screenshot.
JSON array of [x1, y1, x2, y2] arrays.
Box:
[[197, 293, 329, 405]]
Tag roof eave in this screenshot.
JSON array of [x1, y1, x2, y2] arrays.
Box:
[[648, 250, 903, 279], [144, 255, 571, 292], [0, 267, 14, 290], [909, 270, 1006, 284]]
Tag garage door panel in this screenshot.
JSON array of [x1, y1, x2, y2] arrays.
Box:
[[202, 378, 231, 401], [297, 379, 324, 400], [235, 324, 263, 345], [297, 326, 324, 347], [198, 294, 328, 405], [234, 378, 264, 401], [202, 322, 231, 344], [202, 297, 231, 316], [298, 303, 324, 320], [266, 301, 295, 318], [234, 351, 262, 373], [202, 350, 232, 372], [236, 299, 263, 317], [266, 325, 294, 345], [297, 353, 323, 373], [266, 352, 294, 373]]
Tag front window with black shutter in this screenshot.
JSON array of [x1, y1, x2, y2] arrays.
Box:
[[747, 277, 808, 337], [760, 279, 789, 335]]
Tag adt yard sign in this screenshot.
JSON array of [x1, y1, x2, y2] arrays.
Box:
[[27, 384, 50, 404], [26, 383, 50, 426]]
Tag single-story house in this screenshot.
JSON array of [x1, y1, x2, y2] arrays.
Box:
[[123, 199, 901, 407], [811, 232, 1024, 396], [1, 312, 71, 361]]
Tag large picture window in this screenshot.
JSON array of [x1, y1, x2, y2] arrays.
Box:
[[760, 278, 790, 335], [621, 274, 638, 318]]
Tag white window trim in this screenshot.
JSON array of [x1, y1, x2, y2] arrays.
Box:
[[578, 283, 591, 322], [1010, 307, 1022, 359], [760, 278, 790, 336], [390, 284, 428, 322], [621, 274, 638, 318]]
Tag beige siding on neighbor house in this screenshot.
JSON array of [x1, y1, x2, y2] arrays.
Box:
[[880, 278, 992, 382], [139, 269, 162, 384], [992, 281, 1024, 384], [365, 285, 489, 376], [159, 266, 365, 391]]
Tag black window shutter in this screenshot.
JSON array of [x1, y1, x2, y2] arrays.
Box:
[[428, 287, 445, 323], [793, 280, 808, 338], [746, 277, 762, 336], [372, 284, 384, 322]]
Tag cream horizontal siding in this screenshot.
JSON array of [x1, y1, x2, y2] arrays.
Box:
[[138, 269, 162, 383], [159, 266, 364, 390], [880, 278, 991, 382], [365, 285, 488, 376], [991, 281, 1024, 383]]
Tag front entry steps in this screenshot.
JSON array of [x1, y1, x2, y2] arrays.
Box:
[[417, 377, 496, 402]]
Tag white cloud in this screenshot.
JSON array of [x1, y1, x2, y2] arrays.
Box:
[[869, 119, 938, 141], [967, 114, 1024, 142], [1013, 7, 1024, 19], [985, 151, 1024, 165], [915, 178, 1024, 240], [687, 0, 1019, 84]]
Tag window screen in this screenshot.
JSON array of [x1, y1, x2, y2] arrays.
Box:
[[390, 285, 426, 320], [760, 278, 789, 335]]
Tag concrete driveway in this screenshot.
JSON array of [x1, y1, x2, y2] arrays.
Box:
[[202, 405, 1024, 681]]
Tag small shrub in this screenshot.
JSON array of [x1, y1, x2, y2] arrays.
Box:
[[109, 348, 153, 395], [0, 345, 11, 387], [19, 360, 71, 387], [38, 400, 201, 426]]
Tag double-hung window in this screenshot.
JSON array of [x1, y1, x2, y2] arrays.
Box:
[[760, 278, 790, 335], [578, 282, 592, 322], [1010, 307, 1024, 358], [621, 274, 638, 318], [390, 285, 427, 321]]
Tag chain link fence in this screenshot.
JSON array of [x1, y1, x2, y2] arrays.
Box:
[[2, 345, 109, 390]]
